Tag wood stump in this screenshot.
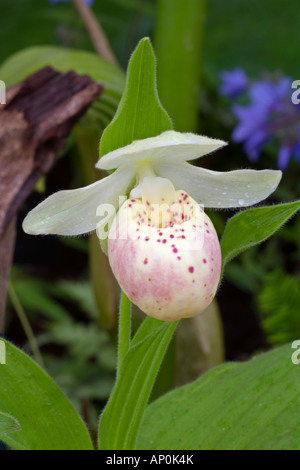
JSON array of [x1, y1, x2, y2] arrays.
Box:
[[0, 66, 103, 331]]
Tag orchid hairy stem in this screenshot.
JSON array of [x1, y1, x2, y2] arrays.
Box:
[[8, 282, 44, 367], [117, 291, 131, 375]]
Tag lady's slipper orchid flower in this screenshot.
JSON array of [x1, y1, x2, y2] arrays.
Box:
[[23, 130, 282, 321]]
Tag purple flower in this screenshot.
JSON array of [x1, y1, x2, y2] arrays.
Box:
[[226, 75, 300, 168], [278, 143, 300, 170], [49, 0, 94, 5], [219, 68, 248, 98], [232, 102, 269, 162]]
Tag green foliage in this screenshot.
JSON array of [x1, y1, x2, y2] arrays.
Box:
[[204, 0, 300, 78], [0, 340, 93, 450], [279, 215, 300, 247], [49, 322, 116, 367], [43, 355, 114, 404], [154, 0, 206, 131], [221, 212, 300, 350], [0, 0, 156, 67], [258, 270, 300, 346], [48, 280, 100, 321], [98, 317, 177, 450], [99, 37, 172, 157], [9, 272, 116, 422], [2, 0, 299, 82], [1, 0, 299, 450], [138, 344, 300, 450], [220, 202, 300, 352], [221, 200, 300, 273], [11, 271, 99, 323], [10, 273, 70, 323]]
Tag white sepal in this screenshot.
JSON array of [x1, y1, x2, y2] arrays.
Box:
[[154, 161, 282, 208], [96, 130, 227, 170], [22, 165, 135, 236]]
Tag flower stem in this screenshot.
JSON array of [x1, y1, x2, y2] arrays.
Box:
[[72, 0, 118, 65], [117, 291, 131, 375], [8, 282, 44, 367]]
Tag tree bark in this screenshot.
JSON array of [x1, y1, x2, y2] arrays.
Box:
[[0, 66, 103, 331]]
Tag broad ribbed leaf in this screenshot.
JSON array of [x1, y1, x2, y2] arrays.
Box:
[[138, 344, 300, 450], [0, 340, 93, 450]]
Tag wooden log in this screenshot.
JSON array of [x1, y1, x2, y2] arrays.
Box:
[[0, 66, 103, 331]]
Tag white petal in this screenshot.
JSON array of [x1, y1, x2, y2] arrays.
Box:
[[154, 161, 282, 208], [22, 165, 135, 235], [96, 130, 226, 170]]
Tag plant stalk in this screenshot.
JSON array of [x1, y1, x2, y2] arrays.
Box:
[[117, 291, 131, 374], [72, 0, 118, 65], [8, 282, 44, 366]]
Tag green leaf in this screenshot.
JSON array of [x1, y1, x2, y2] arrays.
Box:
[[0, 411, 21, 436], [98, 319, 177, 450], [138, 343, 300, 450], [221, 200, 300, 272], [99, 37, 173, 157], [0, 339, 93, 450], [154, 0, 206, 131], [131, 315, 167, 345], [0, 46, 125, 133]]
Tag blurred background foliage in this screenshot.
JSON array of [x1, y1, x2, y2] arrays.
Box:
[[1, 0, 299, 441], [1, 0, 300, 75]]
